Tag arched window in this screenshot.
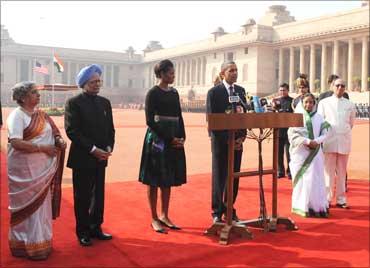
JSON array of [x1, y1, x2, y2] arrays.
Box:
[[243, 64, 248, 82]]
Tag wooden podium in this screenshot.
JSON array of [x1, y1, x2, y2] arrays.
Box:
[[205, 113, 303, 245]]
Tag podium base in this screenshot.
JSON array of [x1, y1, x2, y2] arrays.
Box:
[[204, 222, 253, 245], [241, 216, 298, 232]]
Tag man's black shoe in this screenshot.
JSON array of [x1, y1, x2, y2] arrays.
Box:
[[212, 216, 223, 224], [277, 174, 285, 179], [232, 214, 240, 222], [336, 203, 349, 209], [90, 229, 113, 240], [78, 236, 92, 246]]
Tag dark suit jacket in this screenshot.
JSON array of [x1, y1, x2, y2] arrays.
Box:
[[206, 83, 247, 142], [65, 92, 115, 169], [0, 101, 2, 126], [318, 90, 349, 102]]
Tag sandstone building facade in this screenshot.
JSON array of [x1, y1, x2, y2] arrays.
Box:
[[1, 3, 369, 106]]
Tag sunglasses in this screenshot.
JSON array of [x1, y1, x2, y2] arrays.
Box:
[[335, 84, 345, 88]]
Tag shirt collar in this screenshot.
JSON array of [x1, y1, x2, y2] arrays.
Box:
[[222, 80, 234, 95]]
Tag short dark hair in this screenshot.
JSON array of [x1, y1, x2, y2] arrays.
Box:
[[220, 61, 236, 72], [279, 83, 289, 90], [328, 74, 339, 84], [154, 59, 174, 78], [302, 93, 316, 105]]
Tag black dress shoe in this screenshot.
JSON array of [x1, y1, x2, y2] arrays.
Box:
[[232, 214, 240, 222], [212, 216, 223, 224], [90, 229, 113, 240], [79, 236, 92, 246], [277, 174, 285, 179], [336, 203, 349, 209]]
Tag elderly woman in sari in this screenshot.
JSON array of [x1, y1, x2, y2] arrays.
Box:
[[6, 81, 66, 260], [288, 93, 330, 218]]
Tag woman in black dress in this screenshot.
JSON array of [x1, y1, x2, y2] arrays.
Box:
[[139, 59, 186, 233]]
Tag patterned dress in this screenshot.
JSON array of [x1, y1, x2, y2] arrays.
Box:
[[139, 86, 186, 187]]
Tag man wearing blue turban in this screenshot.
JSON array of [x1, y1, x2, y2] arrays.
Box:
[[64, 64, 115, 247]]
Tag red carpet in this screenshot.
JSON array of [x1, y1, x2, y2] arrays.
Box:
[[1, 153, 369, 267]]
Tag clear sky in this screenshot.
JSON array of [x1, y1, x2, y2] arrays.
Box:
[[0, 1, 364, 54]]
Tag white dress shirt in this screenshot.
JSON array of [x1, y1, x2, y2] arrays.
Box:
[[317, 95, 356, 154], [222, 80, 234, 96]]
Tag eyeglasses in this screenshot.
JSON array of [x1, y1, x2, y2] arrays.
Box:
[[335, 84, 345, 88], [88, 79, 103, 85]]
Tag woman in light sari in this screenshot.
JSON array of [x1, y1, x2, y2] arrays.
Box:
[[288, 93, 330, 218], [6, 81, 66, 260]]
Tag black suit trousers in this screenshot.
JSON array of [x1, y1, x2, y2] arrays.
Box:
[[72, 166, 106, 237], [211, 137, 242, 218], [278, 136, 291, 176]]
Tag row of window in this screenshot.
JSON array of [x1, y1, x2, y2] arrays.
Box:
[[213, 48, 249, 60], [17, 59, 138, 88]]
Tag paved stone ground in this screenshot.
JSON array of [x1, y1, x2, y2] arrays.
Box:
[[1, 108, 368, 186]]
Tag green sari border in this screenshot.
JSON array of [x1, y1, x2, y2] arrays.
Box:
[[293, 112, 331, 187]]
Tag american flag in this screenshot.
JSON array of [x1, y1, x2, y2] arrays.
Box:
[[33, 61, 49, 75]]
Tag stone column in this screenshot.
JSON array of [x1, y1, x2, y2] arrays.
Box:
[[321, 42, 327, 92], [309, 44, 316, 92], [361, 36, 369, 91], [181, 61, 186, 86], [194, 58, 199, 85], [278, 48, 284, 86], [176, 61, 180, 85], [347, 38, 354, 91], [299, 45, 305, 74], [189, 59, 192, 86], [289, 47, 295, 92], [202, 57, 207, 85], [185, 60, 188, 85], [333, 40, 339, 75], [199, 57, 203, 85]]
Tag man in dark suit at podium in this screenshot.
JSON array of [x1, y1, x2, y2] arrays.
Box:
[[206, 61, 247, 224], [65, 64, 115, 247]]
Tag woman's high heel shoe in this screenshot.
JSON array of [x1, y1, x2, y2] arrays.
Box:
[[151, 221, 167, 234], [159, 219, 181, 230]]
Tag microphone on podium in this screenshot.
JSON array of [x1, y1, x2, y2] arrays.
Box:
[[228, 95, 240, 113]]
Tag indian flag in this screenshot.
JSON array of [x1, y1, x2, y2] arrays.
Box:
[[53, 53, 64, 73]]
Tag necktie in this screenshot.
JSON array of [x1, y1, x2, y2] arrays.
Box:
[[229, 86, 234, 96]]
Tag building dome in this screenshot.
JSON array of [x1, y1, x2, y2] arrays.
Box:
[[269, 5, 286, 12], [212, 27, 225, 34], [244, 18, 256, 26]]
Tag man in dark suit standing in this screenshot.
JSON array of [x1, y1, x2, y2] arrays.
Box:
[[206, 61, 247, 223], [65, 64, 115, 246], [272, 83, 293, 179]]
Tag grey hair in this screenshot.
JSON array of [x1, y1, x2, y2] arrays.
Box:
[[11, 81, 36, 105], [220, 61, 236, 72]]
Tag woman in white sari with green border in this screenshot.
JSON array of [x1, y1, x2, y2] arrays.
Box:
[[288, 93, 330, 218]]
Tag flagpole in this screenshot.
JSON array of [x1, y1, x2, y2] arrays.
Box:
[[51, 48, 55, 108]]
